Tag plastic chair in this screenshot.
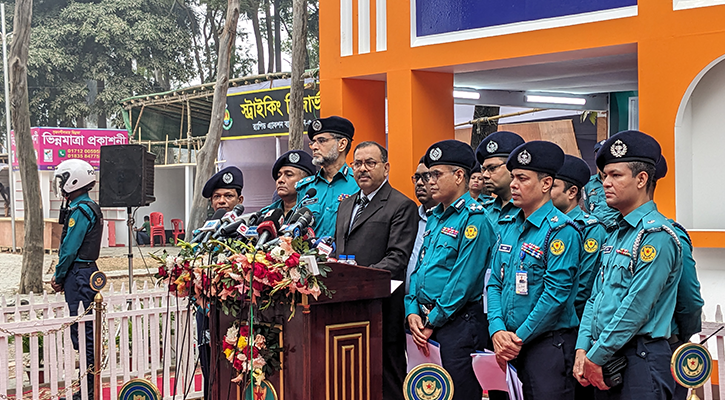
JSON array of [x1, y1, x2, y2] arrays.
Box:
[[171, 219, 185, 245], [149, 212, 166, 247]]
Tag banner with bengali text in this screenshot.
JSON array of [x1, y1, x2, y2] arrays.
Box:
[[10, 127, 129, 170], [222, 86, 321, 139]]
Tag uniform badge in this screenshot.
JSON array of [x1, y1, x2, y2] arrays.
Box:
[[420, 248, 426, 262], [429, 147, 442, 161], [288, 152, 300, 163], [486, 141, 498, 153], [464, 225, 477, 239], [338, 193, 351, 202], [584, 238, 599, 253], [422, 229, 431, 238], [640, 245, 657, 262], [222, 172, 233, 184], [68, 217, 76, 228], [610, 139, 628, 158], [441, 227, 459, 238], [616, 248, 632, 257], [521, 243, 543, 259], [498, 244, 512, 253], [517, 150, 531, 165], [551, 216, 559, 223], [602, 245, 613, 254], [590, 203, 595, 212], [312, 120, 322, 131], [550, 239, 565, 256]]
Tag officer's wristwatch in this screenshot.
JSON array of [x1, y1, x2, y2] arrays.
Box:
[[423, 318, 434, 330]]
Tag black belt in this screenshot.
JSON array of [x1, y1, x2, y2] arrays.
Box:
[[668, 334, 681, 345], [419, 299, 482, 321], [73, 261, 97, 268]]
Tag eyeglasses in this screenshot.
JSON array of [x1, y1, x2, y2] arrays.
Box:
[[412, 172, 432, 183], [428, 169, 458, 182], [481, 163, 506, 174], [309, 136, 337, 147], [350, 159, 380, 170]]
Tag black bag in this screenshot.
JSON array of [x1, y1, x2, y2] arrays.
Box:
[[602, 355, 628, 388]]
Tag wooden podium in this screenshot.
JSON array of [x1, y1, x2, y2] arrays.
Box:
[[210, 262, 390, 400]]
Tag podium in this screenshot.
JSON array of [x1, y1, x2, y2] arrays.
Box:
[[210, 262, 390, 400]]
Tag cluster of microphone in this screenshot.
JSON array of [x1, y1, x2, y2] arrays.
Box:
[[189, 188, 320, 252]]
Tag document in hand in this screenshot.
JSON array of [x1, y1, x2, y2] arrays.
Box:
[[470, 352, 524, 400], [405, 332, 442, 372]]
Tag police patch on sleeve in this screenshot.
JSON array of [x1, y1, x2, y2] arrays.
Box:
[[550, 239, 565, 256], [68, 218, 76, 228], [640, 244, 657, 262], [464, 225, 477, 239], [584, 238, 599, 253]]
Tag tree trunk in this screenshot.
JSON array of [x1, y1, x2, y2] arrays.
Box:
[[288, 0, 307, 150], [249, 0, 265, 75], [470, 105, 500, 150], [11, 0, 43, 294], [186, 0, 240, 238], [264, 0, 274, 73], [273, 0, 281, 72]]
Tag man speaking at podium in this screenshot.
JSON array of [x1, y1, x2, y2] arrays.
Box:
[[334, 141, 418, 400]]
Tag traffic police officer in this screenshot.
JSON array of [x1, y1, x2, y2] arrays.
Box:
[[262, 150, 315, 219], [487, 141, 582, 400], [583, 140, 620, 230], [574, 130, 682, 400], [551, 155, 608, 319], [650, 156, 704, 400], [405, 140, 496, 400], [295, 116, 359, 238], [476, 131, 525, 228], [50, 159, 103, 400]]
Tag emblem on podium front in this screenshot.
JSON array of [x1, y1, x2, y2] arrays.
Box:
[[404, 363, 453, 400], [118, 379, 160, 400], [89, 271, 107, 292], [241, 380, 278, 400], [671, 342, 713, 399]]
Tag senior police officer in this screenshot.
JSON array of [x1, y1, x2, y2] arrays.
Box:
[[650, 156, 704, 400], [262, 150, 315, 219], [551, 155, 608, 319], [405, 140, 496, 400], [50, 159, 103, 400], [574, 130, 682, 400], [583, 140, 620, 230], [476, 131, 525, 227], [295, 116, 359, 238], [487, 141, 582, 400]]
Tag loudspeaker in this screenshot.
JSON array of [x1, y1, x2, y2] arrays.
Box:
[[99, 144, 156, 207]]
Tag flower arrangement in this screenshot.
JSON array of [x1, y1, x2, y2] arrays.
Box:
[[222, 322, 281, 386]]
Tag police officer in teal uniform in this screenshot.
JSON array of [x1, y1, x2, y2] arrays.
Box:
[[487, 141, 581, 400], [583, 140, 620, 230], [650, 156, 704, 400], [50, 159, 103, 400], [294, 116, 359, 238], [551, 154, 608, 319], [469, 161, 492, 203], [574, 130, 682, 400], [475, 131, 525, 228], [262, 150, 315, 220], [405, 140, 496, 400]]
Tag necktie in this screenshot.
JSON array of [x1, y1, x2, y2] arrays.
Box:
[[351, 195, 369, 231]]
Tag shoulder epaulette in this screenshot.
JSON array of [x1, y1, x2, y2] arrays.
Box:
[[499, 214, 516, 224], [295, 175, 315, 189], [467, 201, 485, 214], [482, 198, 496, 206], [453, 198, 466, 210], [670, 220, 692, 243], [626, 222, 682, 274]]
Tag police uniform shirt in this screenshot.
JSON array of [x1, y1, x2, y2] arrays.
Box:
[[483, 196, 519, 231], [567, 207, 608, 319], [487, 200, 581, 343], [583, 174, 620, 230], [404, 193, 496, 328], [295, 164, 359, 238], [669, 219, 704, 340], [576, 201, 682, 366], [54, 192, 98, 283]]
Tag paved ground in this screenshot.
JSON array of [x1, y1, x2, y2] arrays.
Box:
[[0, 244, 181, 298]]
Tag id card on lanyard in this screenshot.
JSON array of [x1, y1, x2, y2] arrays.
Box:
[[516, 249, 528, 295]]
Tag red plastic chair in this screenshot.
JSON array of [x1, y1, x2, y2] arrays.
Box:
[[171, 219, 185, 245], [149, 212, 166, 247]]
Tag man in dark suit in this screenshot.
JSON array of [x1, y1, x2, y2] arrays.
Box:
[[335, 141, 418, 400]]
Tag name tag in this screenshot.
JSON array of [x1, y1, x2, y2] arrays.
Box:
[[516, 270, 528, 295], [302, 197, 319, 206], [498, 244, 512, 253], [602, 246, 613, 254]]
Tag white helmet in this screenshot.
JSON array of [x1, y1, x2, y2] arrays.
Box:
[[53, 159, 96, 196]]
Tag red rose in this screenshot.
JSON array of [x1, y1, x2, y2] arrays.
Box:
[[252, 280, 265, 292], [267, 271, 283, 285], [158, 266, 168, 277], [239, 326, 250, 337], [265, 253, 276, 262], [253, 263, 267, 279], [233, 357, 243, 370], [169, 283, 177, 292], [285, 253, 301, 268]]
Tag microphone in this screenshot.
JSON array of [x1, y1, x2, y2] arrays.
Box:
[[193, 209, 227, 244], [212, 204, 245, 239], [240, 211, 263, 226], [256, 208, 285, 247], [289, 188, 317, 217], [281, 207, 315, 238]]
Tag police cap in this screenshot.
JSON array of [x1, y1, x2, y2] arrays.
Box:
[[593, 139, 606, 156], [595, 130, 661, 171], [556, 155, 591, 189], [472, 161, 482, 174], [655, 155, 668, 180], [272, 150, 315, 179], [202, 166, 244, 198], [476, 131, 525, 162], [507, 141, 565, 176], [308, 116, 355, 141], [424, 140, 476, 172]]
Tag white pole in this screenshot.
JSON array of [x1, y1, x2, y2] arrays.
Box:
[[2, 3, 16, 252]]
